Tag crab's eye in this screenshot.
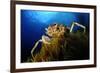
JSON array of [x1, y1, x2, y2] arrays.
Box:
[[57, 27, 59, 30]]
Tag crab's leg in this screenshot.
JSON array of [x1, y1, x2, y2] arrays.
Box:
[[70, 22, 86, 33], [31, 39, 42, 58]]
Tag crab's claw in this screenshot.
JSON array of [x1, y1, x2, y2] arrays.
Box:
[[42, 35, 51, 44]]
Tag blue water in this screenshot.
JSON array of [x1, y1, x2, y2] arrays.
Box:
[[21, 10, 89, 62]]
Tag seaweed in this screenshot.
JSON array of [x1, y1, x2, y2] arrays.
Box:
[[26, 23, 89, 62]]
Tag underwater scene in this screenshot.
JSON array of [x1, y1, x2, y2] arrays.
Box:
[[21, 10, 90, 62]]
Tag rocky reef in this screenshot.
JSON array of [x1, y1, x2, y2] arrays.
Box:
[[27, 23, 89, 62]]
